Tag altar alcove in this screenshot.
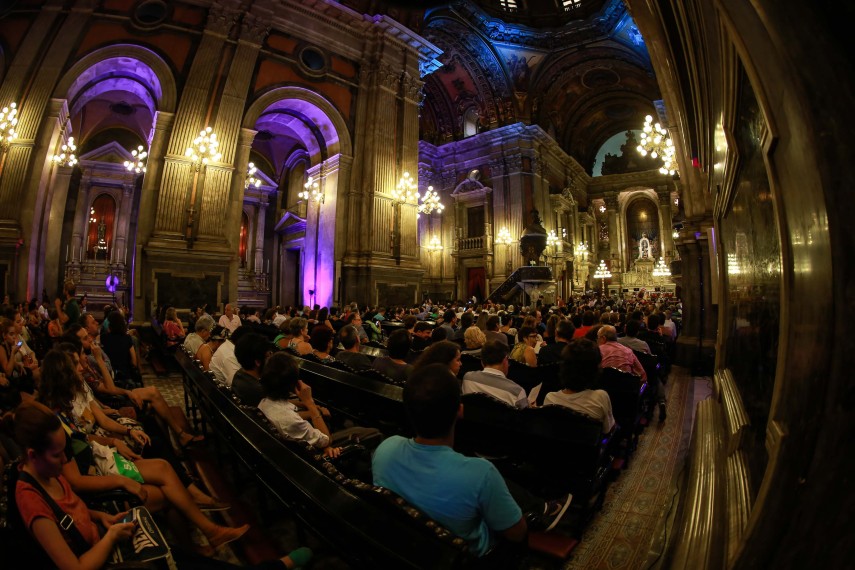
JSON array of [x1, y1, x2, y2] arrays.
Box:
[[625, 197, 660, 272]]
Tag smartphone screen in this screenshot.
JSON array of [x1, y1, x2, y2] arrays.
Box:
[[121, 510, 136, 524], [15, 340, 23, 348]]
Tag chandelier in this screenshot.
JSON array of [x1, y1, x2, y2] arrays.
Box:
[[245, 162, 262, 189], [652, 256, 672, 277], [124, 145, 147, 174], [298, 175, 324, 203], [546, 229, 565, 249], [391, 171, 418, 204], [496, 226, 513, 246], [637, 115, 678, 175], [424, 235, 443, 251], [51, 137, 78, 167], [0, 102, 19, 150], [417, 185, 444, 218], [185, 127, 222, 169], [593, 259, 612, 279], [575, 241, 589, 258]]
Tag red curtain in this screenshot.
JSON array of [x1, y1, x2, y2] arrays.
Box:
[[87, 193, 116, 258], [467, 267, 486, 301], [239, 212, 249, 268]]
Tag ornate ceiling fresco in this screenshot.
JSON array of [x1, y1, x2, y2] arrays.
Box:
[[359, 0, 663, 174]]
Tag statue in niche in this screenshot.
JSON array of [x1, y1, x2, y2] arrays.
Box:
[[96, 219, 107, 253], [637, 232, 651, 260]]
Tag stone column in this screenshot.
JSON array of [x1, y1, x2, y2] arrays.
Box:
[[71, 171, 92, 257], [153, 2, 240, 238], [114, 181, 135, 265], [224, 128, 257, 306], [42, 164, 73, 296], [604, 194, 620, 271], [657, 187, 675, 259], [133, 111, 173, 321], [198, 11, 269, 242]]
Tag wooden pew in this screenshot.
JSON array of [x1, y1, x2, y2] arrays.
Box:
[[175, 350, 470, 569]]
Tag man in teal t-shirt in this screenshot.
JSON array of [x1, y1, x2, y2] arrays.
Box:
[[372, 364, 571, 556]]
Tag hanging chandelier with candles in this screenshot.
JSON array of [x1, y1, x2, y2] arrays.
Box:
[[298, 175, 324, 203], [637, 115, 678, 176], [245, 162, 262, 189], [417, 185, 444, 217], [51, 137, 78, 167], [593, 259, 612, 280], [185, 127, 222, 169], [391, 171, 418, 204], [124, 145, 147, 174], [0, 102, 19, 150], [652, 256, 672, 277]]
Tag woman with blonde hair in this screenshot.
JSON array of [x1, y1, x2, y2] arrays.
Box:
[[462, 326, 487, 356]]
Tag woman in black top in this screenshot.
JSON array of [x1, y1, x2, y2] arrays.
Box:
[[99, 311, 139, 388]]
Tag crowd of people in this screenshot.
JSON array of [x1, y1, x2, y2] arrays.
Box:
[[0, 283, 679, 566]]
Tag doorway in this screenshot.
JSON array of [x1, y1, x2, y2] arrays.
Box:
[[282, 248, 301, 307], [467, 267, 486, 302]]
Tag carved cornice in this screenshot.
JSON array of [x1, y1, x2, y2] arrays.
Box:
[[240, 12, 271, 45], [206, 0, 241, 37]]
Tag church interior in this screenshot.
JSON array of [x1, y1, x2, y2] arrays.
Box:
[[0, 0, 852, 568]]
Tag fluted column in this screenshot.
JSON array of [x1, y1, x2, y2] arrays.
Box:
[[71, 171, 92, 257], [198, 11, 269, 241], [153, 2, 240, 237], [114, 182, 135, 265], [225, 128, 256, 305], [604, 194, 620, 271], [657, 187, 675, 259], [43, 164, 73, 296]]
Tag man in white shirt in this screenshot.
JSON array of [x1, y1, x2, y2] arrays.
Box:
[[210, 326, 246, 387], [462, 341, 528, 408], [218, 303, 242, 334]]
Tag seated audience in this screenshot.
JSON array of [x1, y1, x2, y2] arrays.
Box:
[[484, 315, 508, 346], [462, 341, 528, 408], [597, 325, 646, 380], [258, 353, 380, 457], [218, 302, 242, 334], [99, 311, 141, 389], [343, 312, 369, 344], [196, 325, 225, 371], [537, 320, 575, 365], [231, 332, 272, 407], [287, 318, 312, 355], [183, 314, 214, 355], [161, 307, 185, 347], [210, 326, 247, 386], [372, 364, 571, 557], [272, 318, 292, 350], [335, 325, 372, 370], [438, 310, 457, 340], [411, 321, 434, 351], [7, 400, 312, 569], [412, 340, 462, 377], [371, 329, 413, 382], [510, 326, 538, 367], [572, 310, 596, 339], [462, 326, 486, 356], [36, 350, 247, 544], [544, 338, 616, 434], [308, 325, 336, 363], [617, 319, 651, 354]]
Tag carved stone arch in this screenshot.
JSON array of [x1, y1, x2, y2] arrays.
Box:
[[53, 44, 177, 113], [243, 86, 352, 161]]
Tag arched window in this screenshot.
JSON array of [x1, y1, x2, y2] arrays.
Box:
[[463, 108, 479, 138], [239, 212, 249, 268], [87, 194, 116, 260]]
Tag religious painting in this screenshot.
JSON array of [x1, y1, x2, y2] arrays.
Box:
[[625, 198, 659, 263], [719, 66, 781, 495], [494, 46, 546, 92]]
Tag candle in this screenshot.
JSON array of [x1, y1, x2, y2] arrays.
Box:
[[65, 245, 69, 262], [266, 259, 270, 273]]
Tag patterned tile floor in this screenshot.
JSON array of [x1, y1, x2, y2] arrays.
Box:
[[565, 368, 709, 570], [145, 362, 708, 570]]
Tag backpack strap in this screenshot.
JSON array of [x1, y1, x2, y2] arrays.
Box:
[[16, 470, 91, 557]]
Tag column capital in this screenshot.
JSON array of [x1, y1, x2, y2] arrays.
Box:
[[239, 12, 271, 46], [603, 194, 619, 210], [206, 0, 241, 38]]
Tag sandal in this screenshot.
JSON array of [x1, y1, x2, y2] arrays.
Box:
[[177, 430, 205, 449]]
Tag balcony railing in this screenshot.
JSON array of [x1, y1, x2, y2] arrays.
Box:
[[458, 236, 485, 250]]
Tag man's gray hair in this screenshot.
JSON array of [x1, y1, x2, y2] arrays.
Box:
[[195, 315, 215, 332]]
